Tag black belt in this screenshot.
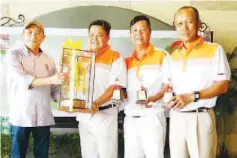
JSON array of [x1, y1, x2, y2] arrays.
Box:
[[181, 107, 210, 113], [132, 116, 141, 118], [98, 104, 117, 111]]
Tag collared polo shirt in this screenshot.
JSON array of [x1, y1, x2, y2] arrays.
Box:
[[92, 45, 127, 107], [170, 37, 231, 111], [125, 44, 170, 116]]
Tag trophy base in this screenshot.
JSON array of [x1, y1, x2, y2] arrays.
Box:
[[136, 100, 148, 104], [73, 99, 86, 109], [58, 99, 89, 113], [57, 106, 93, 113]]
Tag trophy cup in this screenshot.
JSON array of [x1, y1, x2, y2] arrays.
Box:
[[163, 77, 175, 106], [58, 48, 95, 112], [163, 85, 173, 104], [136, 74, 148, 104], [111, 58, 123, 102], [111, 77, 122, 101]]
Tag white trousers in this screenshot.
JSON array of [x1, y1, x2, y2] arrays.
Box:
[[124, 112, 166, 158], [78, 107, 118, 158], [169, 109, 217, 158]]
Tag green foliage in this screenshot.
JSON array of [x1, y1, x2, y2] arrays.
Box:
[[1, 50, 6, 56], [214, 47, 237, 157], [1, 133, 81, 158], [1, 134, 11, 157]]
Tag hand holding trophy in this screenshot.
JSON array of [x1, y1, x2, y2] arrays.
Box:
[[49, 57, 64, 85], [136, 74, 148, 104]]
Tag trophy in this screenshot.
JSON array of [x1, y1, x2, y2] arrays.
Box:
[[136, 74, 148, 104], [111, 58, 123, 102], [163, 77, 174, 105], [111, 77, 122, 101], [163, 85, 173, 104], [58, 48, 95, 112]]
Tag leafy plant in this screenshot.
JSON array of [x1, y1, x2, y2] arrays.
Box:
[[1, 133, 81, 158], [214, 47, 237, 158]]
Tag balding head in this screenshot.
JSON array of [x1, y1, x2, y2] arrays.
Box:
[[174, 6, 200, 26], [173, 6, 201, 43]]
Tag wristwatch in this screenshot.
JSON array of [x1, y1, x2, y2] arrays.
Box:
[[193, 91, 200, 102]]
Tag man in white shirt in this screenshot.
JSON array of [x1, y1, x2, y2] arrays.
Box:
[[124, 15, 170, 158], [5, 20, 64, 158], [167, 6, 231, 158], [77, 20, 127, 158]]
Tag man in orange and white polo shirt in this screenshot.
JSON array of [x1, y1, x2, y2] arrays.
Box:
[[76, 20, 126, 158], [124, 15, 170, 158], [167, 6, 231, 158]]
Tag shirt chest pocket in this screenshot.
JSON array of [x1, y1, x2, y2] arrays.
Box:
[[35, 64, 53, 77], [34, 58, 53, 77]]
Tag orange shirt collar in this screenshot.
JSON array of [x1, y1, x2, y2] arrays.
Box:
[[132, 44, 154, 61], [178, 36, 205, 52], [96, 45, 111, 58]]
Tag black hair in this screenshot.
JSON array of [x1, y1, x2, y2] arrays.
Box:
[[88, 20, 111, 35], [130, 15, 151, 31]]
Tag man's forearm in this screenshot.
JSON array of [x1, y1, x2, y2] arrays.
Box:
[[30, 73, 63, 88], [166, 80, 230, 109], [148, 84, 168, 102], [199, 80, 229, 99], [30, 76, 52, 88], [94, 85, 116, 107]]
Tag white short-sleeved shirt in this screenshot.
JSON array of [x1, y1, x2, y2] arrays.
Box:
[[170, 37, 231, 111], [125, 44, 170, 116], [5, 41, 60, 127], [87, 45, 126, 107]]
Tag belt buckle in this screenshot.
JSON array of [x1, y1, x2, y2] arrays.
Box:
[[108, 104, 116, 109], [201, 108, 208, 112], [197, 108, 208, 112]]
